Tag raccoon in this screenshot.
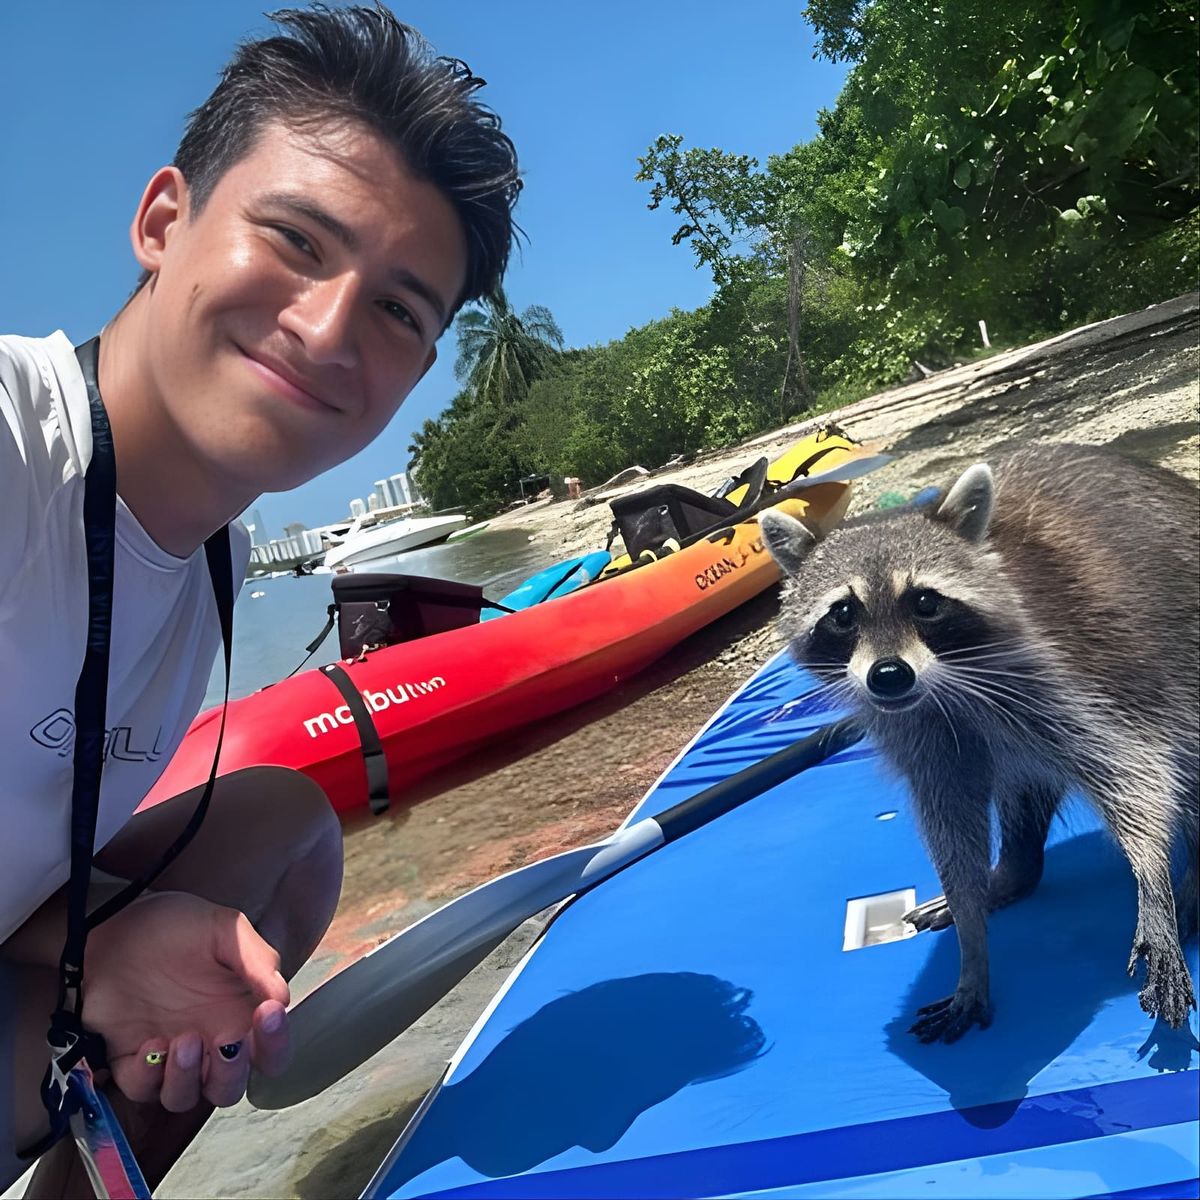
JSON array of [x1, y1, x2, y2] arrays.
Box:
[[760, 443, 1199, 1043]]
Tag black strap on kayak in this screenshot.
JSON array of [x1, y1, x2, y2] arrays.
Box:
[[20, 336, 234, 1161], [286, 603, 339, 679], [319, 663, 390, 815]]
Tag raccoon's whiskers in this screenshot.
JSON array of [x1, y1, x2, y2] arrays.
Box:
[[945, 664, 1057, 697], [927, 688, 962, 756], [938, 680, 1027, 735], [947, 662, 1122, 723], [940, 649, 1049, 674], [800, 676, 856, 705], [939, 639, 1029, 659], [769, 675, 857, 723], [941, 673, 1047, 727]]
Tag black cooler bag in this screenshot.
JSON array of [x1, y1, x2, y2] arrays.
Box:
[[330, 573, 488, 657]]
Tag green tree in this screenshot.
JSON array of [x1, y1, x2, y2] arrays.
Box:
[[454, 286, 565, 408], [811, 0, 1198, 337]]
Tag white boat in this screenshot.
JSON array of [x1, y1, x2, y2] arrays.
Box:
[[322, 512, 470, 570], [445, 519, 491, 543]]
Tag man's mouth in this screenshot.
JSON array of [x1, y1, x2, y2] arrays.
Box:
[[238, 346, 341, 414]]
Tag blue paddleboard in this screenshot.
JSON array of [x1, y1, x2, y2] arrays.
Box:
[[366, 652, 1199, 1199], [482, 551, 612, 621]]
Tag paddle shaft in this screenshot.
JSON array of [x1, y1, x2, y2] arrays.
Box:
[[652, 716, 862, 844]]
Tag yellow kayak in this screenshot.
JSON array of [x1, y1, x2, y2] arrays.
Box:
[[600, 425, 861, 577]]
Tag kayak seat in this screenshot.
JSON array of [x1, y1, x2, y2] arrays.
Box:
[[332, 573, 490, 658], [609, 457, 770, 560]]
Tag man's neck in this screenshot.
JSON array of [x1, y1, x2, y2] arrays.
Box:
[[98, 291, 252, 557]]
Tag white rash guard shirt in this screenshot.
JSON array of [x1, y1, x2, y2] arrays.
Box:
[[0, 331, 249, 945]]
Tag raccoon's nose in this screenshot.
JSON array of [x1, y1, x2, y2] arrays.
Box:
[[867, 658, 916, 698]]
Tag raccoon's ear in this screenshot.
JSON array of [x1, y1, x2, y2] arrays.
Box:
[[759, 508, 817, 576], [935, 463, 994, 543]]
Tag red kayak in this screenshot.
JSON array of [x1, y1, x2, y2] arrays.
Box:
[[144, 439, 859, 816]]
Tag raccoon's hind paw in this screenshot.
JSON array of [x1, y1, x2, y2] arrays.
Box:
[[1128, 940, 1197, 1029], [904, 896, 955, 932], [909, 992, 993, 1044]]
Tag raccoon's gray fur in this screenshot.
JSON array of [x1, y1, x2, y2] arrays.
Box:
[[760, 443, 1199, 1043]]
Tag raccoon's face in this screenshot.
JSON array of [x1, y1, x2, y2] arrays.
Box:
[[760, 463, 1019, 718], [783, 532, 1003, 713]]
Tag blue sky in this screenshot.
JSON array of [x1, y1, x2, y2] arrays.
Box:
[[0, 2, 847, 537]]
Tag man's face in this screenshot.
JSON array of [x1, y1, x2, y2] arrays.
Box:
[[138, 119, 467, 493]]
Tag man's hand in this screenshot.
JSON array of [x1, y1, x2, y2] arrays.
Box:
[[82, 891, 290, 1110]]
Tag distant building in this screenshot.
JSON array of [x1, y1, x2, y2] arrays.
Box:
[[283, 522, 307, 538], [349, 497, 366, 519], [248, 508, 268, 546], [390, 472, 412, 506], [367, 493, 381, 513], [374, 478, 400, 508]]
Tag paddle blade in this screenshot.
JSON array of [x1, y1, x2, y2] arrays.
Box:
[[248, 820, 664, 1109], [776, 453, 893, 496]]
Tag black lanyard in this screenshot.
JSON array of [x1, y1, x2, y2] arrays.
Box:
[[21, 335, 235, 1159]]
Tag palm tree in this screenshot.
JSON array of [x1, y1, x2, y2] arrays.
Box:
[[453, 286, 565, 408]]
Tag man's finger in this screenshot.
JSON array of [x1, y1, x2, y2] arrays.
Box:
[[159, 1032, 204, 1113], [110, 1041, 169, 1105], [248, 999, 290, 1078], [203, 1035, 251, 1108]]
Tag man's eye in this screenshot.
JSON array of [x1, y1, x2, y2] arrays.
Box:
[[275, 226, 314, 255], [912, 589, 942, 618], [380, 300, 419, 332], [829, 600, 855, 630]]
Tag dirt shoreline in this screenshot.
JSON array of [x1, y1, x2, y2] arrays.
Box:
[[156, 293, 1199, 1199]]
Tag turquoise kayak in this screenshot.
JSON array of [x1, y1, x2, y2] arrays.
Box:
[[365, 651, 1199, 1198], [482, 550, 612, 621]]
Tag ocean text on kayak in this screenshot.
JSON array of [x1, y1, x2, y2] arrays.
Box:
[[695, 537, 765, 591]]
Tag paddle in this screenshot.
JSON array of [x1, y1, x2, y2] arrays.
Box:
[[756, 452, 893, 510], [248, 716, 862, 1109]]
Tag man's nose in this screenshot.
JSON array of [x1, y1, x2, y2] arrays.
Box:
[[280, 274, 358, 367]]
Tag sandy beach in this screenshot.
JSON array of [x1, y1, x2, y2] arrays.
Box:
[[149, 292, 1200, 1199]]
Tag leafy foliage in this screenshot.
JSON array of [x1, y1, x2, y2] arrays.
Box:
[[412, 1, 1196, 518]]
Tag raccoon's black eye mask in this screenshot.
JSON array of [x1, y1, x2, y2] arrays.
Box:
[[820, 595, 859, 633], [828, 598, 856, 630], [910, 589, 943, 619]]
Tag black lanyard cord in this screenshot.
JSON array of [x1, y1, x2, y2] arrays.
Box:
[[56, 336, 118, 1021], [19, 335, 234, 1161]]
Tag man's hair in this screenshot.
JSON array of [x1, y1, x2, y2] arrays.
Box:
[[173, 4, 520, 311]]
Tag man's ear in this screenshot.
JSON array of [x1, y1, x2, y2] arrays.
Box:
[[130, 167, 189, 276], [759, 508, 817, 577], [935, 463, 994, 543]]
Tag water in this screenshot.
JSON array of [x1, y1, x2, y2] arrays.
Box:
[[203, 525, 549, 707]]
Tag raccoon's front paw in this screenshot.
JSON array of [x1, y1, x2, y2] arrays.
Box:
[[909, 991, 993, 1044], [1128, 939, 1197, 1029], [904, 895, 955, 932]]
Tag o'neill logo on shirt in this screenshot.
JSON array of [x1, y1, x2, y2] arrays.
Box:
[[302, 676, 446, 738], [30, 708, 167, 762]]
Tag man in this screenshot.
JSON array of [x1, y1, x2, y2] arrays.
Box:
[[0, 6, 519, 1194]]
